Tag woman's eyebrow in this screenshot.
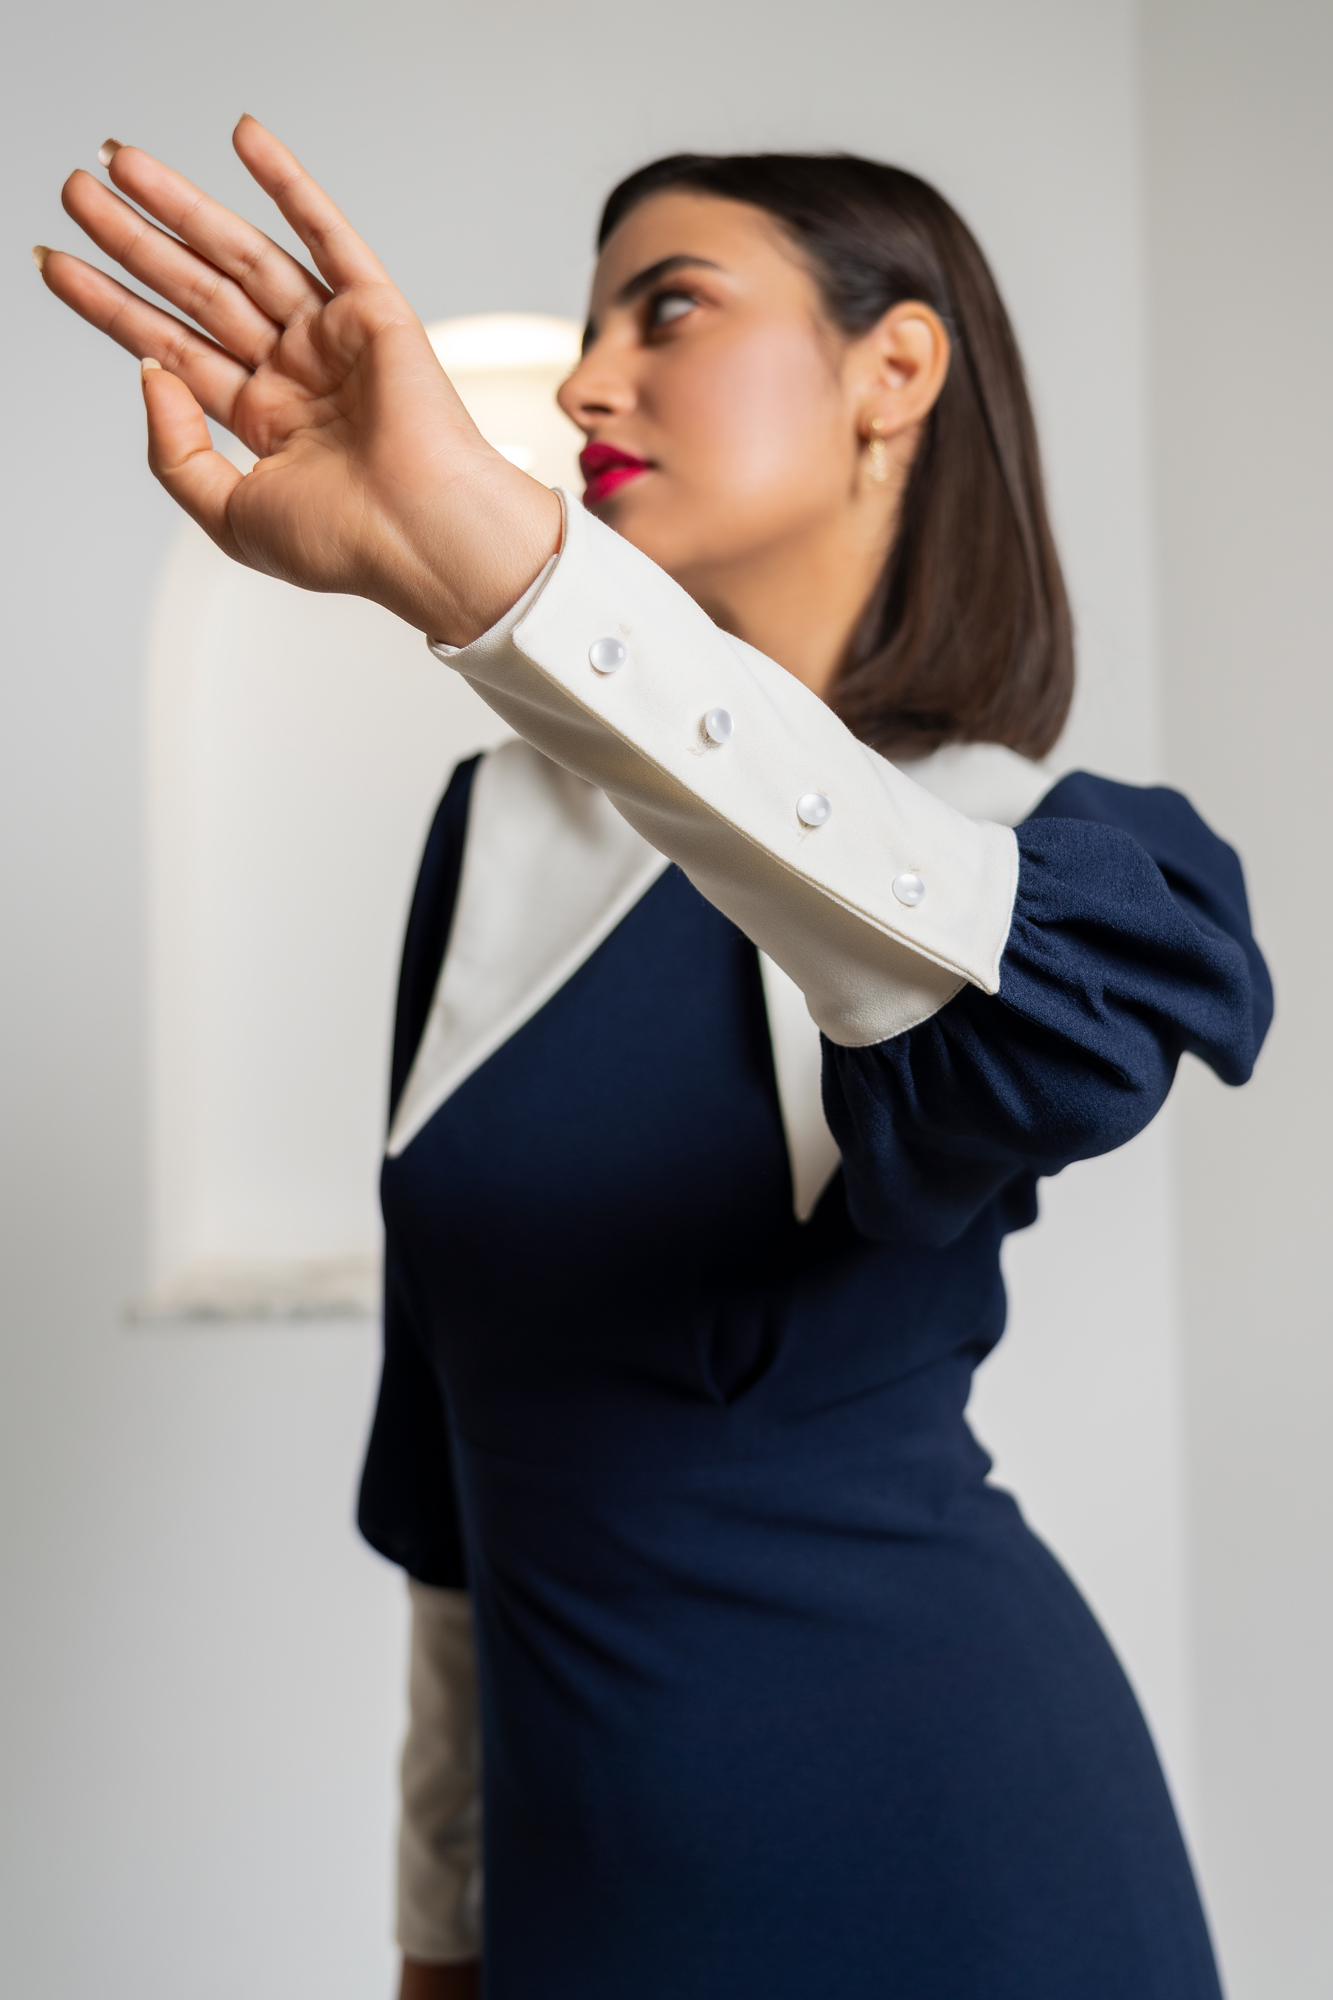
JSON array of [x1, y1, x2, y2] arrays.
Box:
[[613, 254, 723, 306]]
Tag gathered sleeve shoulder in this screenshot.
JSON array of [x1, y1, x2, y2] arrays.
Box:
[[823, 773, 1273, 1245]]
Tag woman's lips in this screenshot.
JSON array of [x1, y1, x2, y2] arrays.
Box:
[[580, 441, 653, 509]]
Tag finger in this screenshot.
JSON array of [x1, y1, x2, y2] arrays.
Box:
[[140, 360, 244, 556], [38, 248, 250, 425], [63, 167, 281, 369], [232, 115, 391, 293], [100, 138, 330, 328]]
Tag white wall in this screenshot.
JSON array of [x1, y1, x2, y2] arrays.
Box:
[[0, 1, 1298, 1993], [1141, 2, 1333, 1992]]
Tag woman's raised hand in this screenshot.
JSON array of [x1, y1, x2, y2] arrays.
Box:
[[39, 118, 563, 645]]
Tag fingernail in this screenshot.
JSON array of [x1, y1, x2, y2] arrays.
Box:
[[32, 244, 50, 273], [141, 357, 162, 375], [98, 139, 123, 168]]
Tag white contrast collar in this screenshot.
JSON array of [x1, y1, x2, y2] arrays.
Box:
[[387, 741, 667, 1159], [896, 741, 1060, 826], [387, 736, 1056, 1219]]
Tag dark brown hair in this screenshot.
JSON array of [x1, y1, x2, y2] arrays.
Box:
[[599, 154, 1073, 759]]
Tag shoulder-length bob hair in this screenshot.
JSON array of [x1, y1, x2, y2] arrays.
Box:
[[598, 154, 1074, 761]]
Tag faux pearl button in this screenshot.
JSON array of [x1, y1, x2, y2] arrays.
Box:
[[892, 871, 926, 906], [796, 792, 832, 828], [702, 706, 733, 745], [589, 636, 627, 674]]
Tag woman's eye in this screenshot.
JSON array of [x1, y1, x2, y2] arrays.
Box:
[[648, 291, 697, 330]]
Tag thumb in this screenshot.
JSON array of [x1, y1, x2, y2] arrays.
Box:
[[141, 360, 243, 557]]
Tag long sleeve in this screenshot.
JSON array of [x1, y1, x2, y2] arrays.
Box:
[[361, 763, 485, 1961], [430, 496, 1270, 1250]]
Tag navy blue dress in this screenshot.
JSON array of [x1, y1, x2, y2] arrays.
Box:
[[361, 764, 1270, 1999]]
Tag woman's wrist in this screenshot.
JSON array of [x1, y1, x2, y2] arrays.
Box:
[[390, 457, 563, 650], [398, 1955, 480, 1999]]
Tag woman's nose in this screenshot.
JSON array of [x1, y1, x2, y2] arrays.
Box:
[[557, 342, 636, 431]]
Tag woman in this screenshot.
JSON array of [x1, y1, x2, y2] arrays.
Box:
[[39, 122, 1269, 1999]]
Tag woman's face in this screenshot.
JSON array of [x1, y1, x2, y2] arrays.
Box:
[[558, 191, 868, 588]]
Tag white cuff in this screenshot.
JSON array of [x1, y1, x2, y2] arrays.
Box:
[[397, 1581, 482, 1965], [432, 493, 1019, 1048]]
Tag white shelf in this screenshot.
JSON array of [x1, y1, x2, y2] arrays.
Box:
[[131, 1253, 381, 1324]]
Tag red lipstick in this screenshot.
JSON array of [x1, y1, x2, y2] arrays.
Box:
[[580, 441, 653, 509]]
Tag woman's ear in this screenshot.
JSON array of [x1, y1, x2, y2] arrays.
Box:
[[857, 301, 951, 439]]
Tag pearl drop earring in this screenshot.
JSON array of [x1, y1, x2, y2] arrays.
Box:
[[866, 416, 890, 485]]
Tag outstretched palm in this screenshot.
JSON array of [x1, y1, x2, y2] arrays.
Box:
[[41, 118, 561, 641]]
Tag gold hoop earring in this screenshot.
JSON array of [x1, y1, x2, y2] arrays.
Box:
[[866, 416, 890, 485]]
